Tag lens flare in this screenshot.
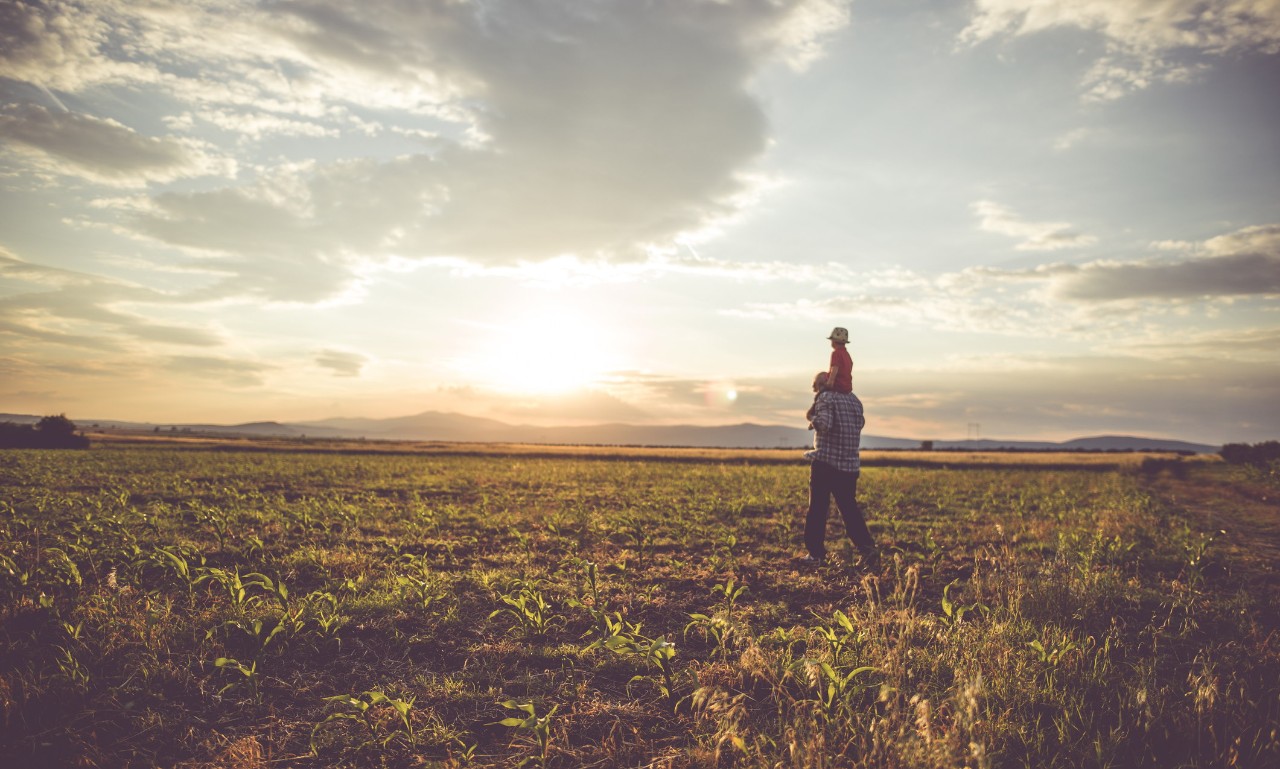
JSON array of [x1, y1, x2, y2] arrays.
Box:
[[703, 382, 739, 408]]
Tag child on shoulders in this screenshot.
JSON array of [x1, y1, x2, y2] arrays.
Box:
[[826, 327, 852, 394]]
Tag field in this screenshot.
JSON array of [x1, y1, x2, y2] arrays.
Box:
[[1, 443, 1277, 768]]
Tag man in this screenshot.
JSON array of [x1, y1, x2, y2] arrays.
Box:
[[800, 371, 879, 569]]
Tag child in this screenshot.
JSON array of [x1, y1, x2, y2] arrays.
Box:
[[826, 327, 852, 394]]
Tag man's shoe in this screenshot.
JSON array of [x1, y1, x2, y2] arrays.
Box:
[[861, 550, 882, 570], [797, 554, 824, 567]]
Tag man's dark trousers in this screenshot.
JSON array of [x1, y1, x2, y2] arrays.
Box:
[[806, 460, 875, 560]]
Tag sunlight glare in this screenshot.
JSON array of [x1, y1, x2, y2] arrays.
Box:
[[485, 308, 611, 394], [703, 381, 739, 409]]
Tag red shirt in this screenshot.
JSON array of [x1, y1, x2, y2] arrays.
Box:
[[829, 346, 852, 393]]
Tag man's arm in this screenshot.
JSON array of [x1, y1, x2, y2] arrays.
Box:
[[810, 393, 834, 433]]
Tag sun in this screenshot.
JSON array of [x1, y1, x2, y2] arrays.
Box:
[[480, 308, 613, 395]]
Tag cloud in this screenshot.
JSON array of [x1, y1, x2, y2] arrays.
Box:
[[1, 1, 855, 302], [1004, 223, 1280, 301], [8, 0, 850, 302], [575, 372, 823, 427], [427, 250, 864, 290], [0, 104, 233, 186], [315, 349, 366, 377], [859, 354, 1280, 444], [972, 200, 1097, 251], [188, 109, 340, 141], [1120, 327, 1280, 362], [0, 0, 161, 92], [0, 248, 223, 349], [1044, 253, 1280, 301], [1203, 224, 1280, 257], [1051, 127, 1093, 152], [485, 387, 651, 424], [962, 0, 1280, 100], [129, 156, 438, 302], [730, 223, 1280, 340], [165, 355, 272, 387], [730, 291, 1048, 337], [577, 356, 1280, 445]]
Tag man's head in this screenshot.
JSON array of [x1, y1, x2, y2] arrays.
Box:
[[812, 371, 829, 393]]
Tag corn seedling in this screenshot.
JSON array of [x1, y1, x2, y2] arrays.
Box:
[[213, 657, 260, 701], [489, 583, 562, 638], [566, 558, 623, 645], [42, 547, 82, 590], [396, 572, 439, 612], [218, 612, 298, 660], [194, 567, 255, 615], [798, 659, 878, 721], [602, 630, 681, 709], [54, 644, 91, 690], [311, 690, 416, 755], [0, 553, 31, 595], [940, 579, 989, 627], [1028, 635, 1080, 668], [616, 515, 655, 566], [300, 589, 348, 642], [338, 574, 368, 598], [148, 545, 205, 601], [492, 700, 557, 769], [710, 575, 748, 623], [923, 528, 944, 561], [450, 739, 479, 765], [684, 611, 732, 658], [811, 609, 860, 664], [1183, 528, 1226, 588], [395, 553, 441, 611], [584, 610, 643, 652], [188, 501, 233, 552], [510, 527, 536, 574]]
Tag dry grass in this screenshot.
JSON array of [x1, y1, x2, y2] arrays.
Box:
[[89, 430, 1210, 469]]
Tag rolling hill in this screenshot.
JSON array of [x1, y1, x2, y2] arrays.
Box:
[[1, 412, 1222, 452]]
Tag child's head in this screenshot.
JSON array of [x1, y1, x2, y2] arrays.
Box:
[[813, 371, 830, 392], [827, 327, 849, 346]]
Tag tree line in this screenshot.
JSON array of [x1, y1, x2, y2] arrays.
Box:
[[1219, 440, 1280, 466], [0, 415, 90, 449]]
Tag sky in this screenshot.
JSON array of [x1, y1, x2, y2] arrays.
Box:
[[1, 0, 1278, 444]]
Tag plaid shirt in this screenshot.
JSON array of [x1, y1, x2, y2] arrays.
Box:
[[804, 390, 865, 474]]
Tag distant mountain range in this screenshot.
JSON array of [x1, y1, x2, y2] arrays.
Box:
[[0, 411, 1222, 453]]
